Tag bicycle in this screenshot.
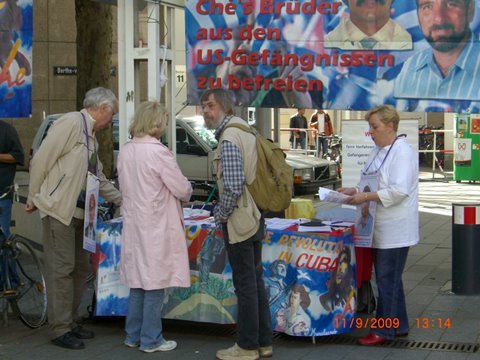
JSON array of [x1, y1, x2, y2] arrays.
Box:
[[324, 135, 342, 179], [0, 187, 47, 329]]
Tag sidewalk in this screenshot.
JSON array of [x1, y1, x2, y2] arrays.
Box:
[[2, 172, 480, 359]]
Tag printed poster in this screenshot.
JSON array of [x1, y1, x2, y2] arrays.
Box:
[[0, 0, 33, 118], [454, 138, 472, 166], [341, 120, 418, 187], [83, 173, 99, 253], [354, 173, 378, 248], [471, 118, 480, 134], [95, 219, 129, 316], [262, 229, 356, 336], [186, 0, 480, 112]]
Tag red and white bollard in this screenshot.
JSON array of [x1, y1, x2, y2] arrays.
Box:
[[452, 204, 480, 295]]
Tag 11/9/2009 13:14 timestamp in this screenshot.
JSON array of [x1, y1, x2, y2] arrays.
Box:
[[415, 317, 451, 329], [335, 317, 451, 329]]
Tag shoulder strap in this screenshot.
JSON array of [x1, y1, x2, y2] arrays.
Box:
[[224, 123, 256, 135]]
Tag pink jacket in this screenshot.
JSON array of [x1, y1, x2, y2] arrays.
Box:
[[117, 136, 192, 290]]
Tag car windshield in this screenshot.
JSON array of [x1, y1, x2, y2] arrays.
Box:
[[185, 120, 218, 149]]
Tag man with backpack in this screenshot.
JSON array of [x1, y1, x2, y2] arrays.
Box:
[[200, 89, 273, 360]]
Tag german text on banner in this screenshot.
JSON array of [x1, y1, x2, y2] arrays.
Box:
[[185, 0, 480, 112]]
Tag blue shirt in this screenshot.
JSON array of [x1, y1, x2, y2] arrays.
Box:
[[213, 116, 246, 226], [394, 34, 480, 101]]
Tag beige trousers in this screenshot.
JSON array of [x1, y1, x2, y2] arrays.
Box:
[[42, 216, 90, 339]]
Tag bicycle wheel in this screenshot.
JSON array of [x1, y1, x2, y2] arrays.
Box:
[[8, 236, 47, 328]]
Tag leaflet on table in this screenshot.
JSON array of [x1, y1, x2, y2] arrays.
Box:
[[265, 217, 302, 230], [183, 208, 211, 219], [184, 217, 216, 227], [322, 220, 355, 227], [183, 208, 216, 227], [318, 187, 350, 204]]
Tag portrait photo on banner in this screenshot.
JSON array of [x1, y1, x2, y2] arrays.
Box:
[[185, 0, 480, 112]]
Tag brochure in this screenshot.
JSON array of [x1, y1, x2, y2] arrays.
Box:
[[318, 187, 350, 204]]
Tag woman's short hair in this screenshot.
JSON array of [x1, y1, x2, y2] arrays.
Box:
[[83, 87, 118, 110], [129, 101, 168, 138], [365, 105, 400, 132], [200, 89, 235, 116]]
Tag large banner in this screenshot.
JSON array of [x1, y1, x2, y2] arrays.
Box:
[[95, 220, 356, 336], [186, 0, 480, 112], [0, 0, 32, 118]]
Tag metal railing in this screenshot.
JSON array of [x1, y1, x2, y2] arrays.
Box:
[[418, 129, 453, 180], [279, 128, 340, 157], [279, 128, 318, 156]]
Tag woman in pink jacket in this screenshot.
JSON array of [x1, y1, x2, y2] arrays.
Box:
[[117, 101, 192, 353]]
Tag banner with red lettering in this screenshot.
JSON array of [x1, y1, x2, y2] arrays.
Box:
[[0, 0, 32, 118], [186, 0, 480, 112]]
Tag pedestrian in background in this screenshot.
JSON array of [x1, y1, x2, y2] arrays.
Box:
[[117, 101, 192, 353], [289, 108, 308, 150], [26, 87, 122, 350], [0, 120, 24, 238], [201, 88, 272, 360], [310, 109, 334, 158]]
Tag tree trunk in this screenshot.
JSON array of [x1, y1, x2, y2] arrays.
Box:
[[75, 0, 114, 178]]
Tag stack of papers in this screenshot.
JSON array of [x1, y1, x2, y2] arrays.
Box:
[[322, 220, 355, 227], [265, 218, 301, 230], [183, 208, 215, 227], [183, 208, 211, 219], [184, 217, 215, 227], [297, 220, 332, 233]]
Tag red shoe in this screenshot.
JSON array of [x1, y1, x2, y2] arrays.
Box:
[[358, 333, 386, 346]]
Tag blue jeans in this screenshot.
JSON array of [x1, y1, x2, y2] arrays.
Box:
[[0, 198, 12, 239], [0, 199, 19, 289], [223, 219, 272, 350], [372, 247, 410, 339], [318, 137, 329, 158], [290, 136, 306, 150], [125, 288, 166, 351]]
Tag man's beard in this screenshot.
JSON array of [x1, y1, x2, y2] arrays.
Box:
[[425, 24, 470, 52], [204, 110, 226, 130]]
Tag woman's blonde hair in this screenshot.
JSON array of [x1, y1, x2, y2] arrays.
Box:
[[129, 101, 168, 138], [365, 105, 400, 132]]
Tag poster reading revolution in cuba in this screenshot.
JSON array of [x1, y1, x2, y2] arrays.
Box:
[[186, 0, 480, 112], [95, 219, 356, 336], [0, 0, 32, 118], [262, 228, 356, 336]]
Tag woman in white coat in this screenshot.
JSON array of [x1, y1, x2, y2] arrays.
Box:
[[117, 101, 192, 353], [338, 105, 418, 345]]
